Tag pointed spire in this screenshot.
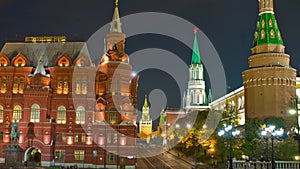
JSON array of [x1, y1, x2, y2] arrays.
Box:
[[191, 28, 201, 65], [208, 89, 213, 103], [143, 94, 149, 107], [33, 55, 47, 76], [252, 0, 284, 51], [159, 107, 165, 126], [110, 0, 122, 33]]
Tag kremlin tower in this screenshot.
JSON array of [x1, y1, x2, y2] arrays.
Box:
[[183, 29, 209, 112], [242, 0, 296, 119]]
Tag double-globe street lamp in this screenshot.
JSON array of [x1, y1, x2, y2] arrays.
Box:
[[218, 124, 241, 169], [260, 125, 284, 169]]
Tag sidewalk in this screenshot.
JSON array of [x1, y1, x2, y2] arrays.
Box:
[[167, 149, 196, 166], [167, 149, 213, 169]]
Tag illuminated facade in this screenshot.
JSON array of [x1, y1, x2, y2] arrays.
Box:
[[0, 1, 137, 168]]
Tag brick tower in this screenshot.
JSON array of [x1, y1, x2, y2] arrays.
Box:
[[242, 0, 296, 119]]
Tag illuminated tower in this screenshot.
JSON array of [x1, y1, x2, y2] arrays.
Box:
[[242, 0, 296, 119], [139, 95, 152, 142], [183, 29, 209, 112]]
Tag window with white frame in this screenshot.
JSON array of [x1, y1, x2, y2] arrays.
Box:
[[13, 105, 22, 122], [30, 104, 40, 122], [76, 106, 85, 124], [57, 106, 66, 124]]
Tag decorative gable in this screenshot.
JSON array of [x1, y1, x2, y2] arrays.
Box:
[[56, 53, 71, 67], [0, 54, 10, 66], [12, 52, 28, 67]]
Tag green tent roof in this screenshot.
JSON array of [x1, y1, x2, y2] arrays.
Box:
[[191, 33, 201, 65], [159, 108, 165, 126], [252, 12, 283, 47]]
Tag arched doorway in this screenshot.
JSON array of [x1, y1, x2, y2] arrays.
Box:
[[24, 147, 41, 167]]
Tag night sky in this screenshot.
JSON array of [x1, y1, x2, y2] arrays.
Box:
[[0, 0, 300, 110]]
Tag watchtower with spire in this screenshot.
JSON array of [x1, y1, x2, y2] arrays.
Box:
[[139, 95, 153, 142], [242, 0, 296, 119], [183, 29, 209, 112]]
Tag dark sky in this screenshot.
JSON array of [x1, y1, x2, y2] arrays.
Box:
[[0, 0, 299, 109]]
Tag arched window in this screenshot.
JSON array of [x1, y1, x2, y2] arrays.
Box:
[[81, 80, 87, 94], [13, 105, 22, 122], [75, 80, 81, 94], [76, 106, 85, 124], [57, 106, 66, 124], [57, 79, 62, 94], [270, 29, 275, 38], [261, 30, 265, 39], [238, 97, 242, 109], [1, 78, 6, 93], [241, 96, 245, 108], [195, 69, 199, 80], [30, 104, 40, 122], [0, 105, 3, 123], [195, 90, 201, 104], [19, 78, 24, 94], [190, 91, 195, 104], [63, 79, 69, 94], [13, 78, 18, 94], [230, 101, 235, 112], [269, 19, 273, 27]]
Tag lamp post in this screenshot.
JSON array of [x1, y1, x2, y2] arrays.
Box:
[[218, 124, 240, 169], [260, 125, 284, 169], [289, 96, 300, 154]]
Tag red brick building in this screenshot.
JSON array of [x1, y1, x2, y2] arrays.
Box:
[[0, 2, 138, 168]]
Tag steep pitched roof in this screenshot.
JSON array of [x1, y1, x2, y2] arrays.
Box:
[[0, 42, 93, 67]]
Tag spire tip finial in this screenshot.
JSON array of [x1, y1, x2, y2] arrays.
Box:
[[115, 0, 119, 7], [194, 27, 199, 34]]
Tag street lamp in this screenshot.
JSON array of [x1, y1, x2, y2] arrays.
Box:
[[218, 124, 240, 169], [289, 96, 300, 154], [260, 125, 284, 169]]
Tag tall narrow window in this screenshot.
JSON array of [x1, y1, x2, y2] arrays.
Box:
[[76, 106, 85, 124], [57, 80, 62, 94], [57, 106, 66, 124], [81, 80, 87, 94], [109, 81, 113, 93], [114, 80, 119, 93], [1, 78, 6, 93], [30, 104, 40, 122], [195, 70, 199, 80], [74, 134, 79, 143], [0, 105, 3, 123], [109, 108, 117, 124], [63, 79, 68, 94], [76, 80, 81, 94], [62, 133, 66, 142], [13, 105, 22, 122], [190, 91, 194, 104], [81, 133, 86, 143], [13, 78, 18, 94], [19, 78, 24, 94]]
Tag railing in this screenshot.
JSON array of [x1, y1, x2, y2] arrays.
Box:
[[232, 160, 300, 169]]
